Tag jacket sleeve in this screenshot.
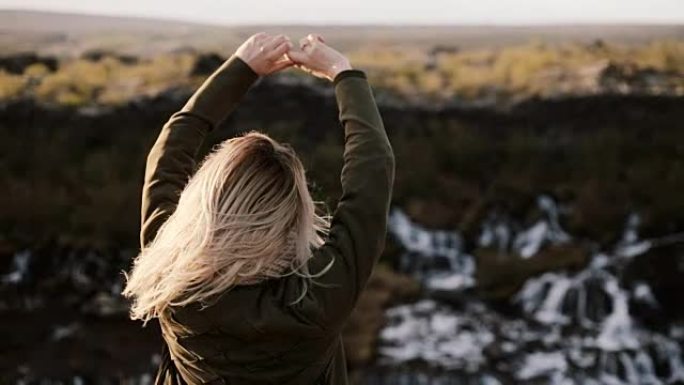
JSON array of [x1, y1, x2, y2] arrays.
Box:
[[139, 55, 258, 248], [307, 70, 395, 330]]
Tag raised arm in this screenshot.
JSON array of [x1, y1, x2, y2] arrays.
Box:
[[288, 35, 396, 329], [140, 33, 293, 248], [314, 70, 395, 326]]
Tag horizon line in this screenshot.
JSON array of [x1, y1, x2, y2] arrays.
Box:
[[2, 7, 683, 28]]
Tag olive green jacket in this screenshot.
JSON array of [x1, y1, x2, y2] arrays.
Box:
[[140, 55, 395, 385]]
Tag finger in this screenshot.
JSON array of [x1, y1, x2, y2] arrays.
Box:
[[263, 34, 288, 50], [267, 40, 293, 60], [300, 38, 314, 54], [274, 54, 293, 64], [294, 64, 312, 75], [271, 57, 295, 72], [286, 48, 309, 65], [307, 33, 325, 43], [252, 32, 269, 42]]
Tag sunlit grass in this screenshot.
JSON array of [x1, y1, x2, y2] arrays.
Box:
[[1, 52, 195, 106], [0, 70, 26, 99], [0, 40, 682, 106]]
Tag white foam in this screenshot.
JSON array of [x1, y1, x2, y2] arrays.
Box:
[[516, 351, 568, 380]]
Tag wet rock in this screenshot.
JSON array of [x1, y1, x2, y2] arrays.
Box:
[[624, 244, 684, 320], [476, 244, 589, 301]]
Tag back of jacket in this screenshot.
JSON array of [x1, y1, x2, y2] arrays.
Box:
[[160, 275, 343, 384], [140, 55, 394, 385]]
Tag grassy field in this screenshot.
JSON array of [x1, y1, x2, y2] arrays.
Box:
[[1, 39, 682, 106], [1, 10, 683, 106]]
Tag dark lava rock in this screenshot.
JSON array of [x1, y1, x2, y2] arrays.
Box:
[[81, 49, 139, 65], [624, 244, 684, 320], [476, 244, 590, 301], [190, 52, 226, 76], [0, 53, 58, 74]]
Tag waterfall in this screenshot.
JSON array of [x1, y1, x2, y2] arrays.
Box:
[[2, 249, 31, 284], [388, 209, 475, 291], [379, 299, 494, 370], [477, 195, 572, 259], [372, 196, 684, 384]]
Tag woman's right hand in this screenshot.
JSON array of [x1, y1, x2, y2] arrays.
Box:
[[235, 32, 294, 76], [286, 34, 352, 81]]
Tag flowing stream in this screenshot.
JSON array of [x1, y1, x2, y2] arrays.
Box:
[[367, 196, 684, 385]]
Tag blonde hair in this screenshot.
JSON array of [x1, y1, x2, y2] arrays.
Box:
[[123, 131, 332, 324]]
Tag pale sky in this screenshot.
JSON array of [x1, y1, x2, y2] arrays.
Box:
[[1, 0, 683, 25]]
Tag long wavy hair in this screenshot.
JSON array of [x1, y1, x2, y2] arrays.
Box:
[[123, 131, 332, 324]]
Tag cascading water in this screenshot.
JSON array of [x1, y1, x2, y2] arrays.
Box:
[[388, 209, 475, 291], [3, 196, 684, 384], [370, 196, 684, 385]]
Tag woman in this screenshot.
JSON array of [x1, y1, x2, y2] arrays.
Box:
[[123, 32, 395, 385]]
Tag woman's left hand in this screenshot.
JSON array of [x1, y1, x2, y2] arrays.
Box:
[[235, 33, 294, 76]]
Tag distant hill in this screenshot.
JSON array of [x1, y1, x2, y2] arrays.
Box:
[[1, 9, 683, 56], [0, 9, 217, 33]]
